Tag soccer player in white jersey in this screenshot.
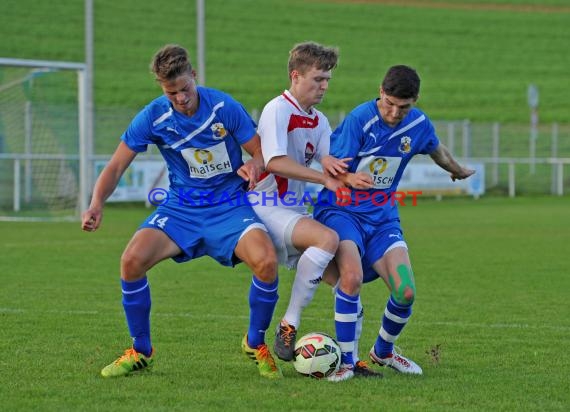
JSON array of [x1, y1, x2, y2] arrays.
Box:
[[314, 65, 475, 381], [81, 44, 282, 379], [250, 42, 360, 367]]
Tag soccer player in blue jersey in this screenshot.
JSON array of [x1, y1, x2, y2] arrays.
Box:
[[81, 44, 282, 379], [315, 65, 475, 381]]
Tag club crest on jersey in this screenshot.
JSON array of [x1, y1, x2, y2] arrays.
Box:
[[194, 149, 214, 165], [211, 122, 228, 140], [304, 143, 315, 166], [369, 157, 388, 175], [399, 136, 412, 154]]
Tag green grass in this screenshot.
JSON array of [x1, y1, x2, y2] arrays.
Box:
[[1, 197, 569, 411], [1, 0, 569, 124]]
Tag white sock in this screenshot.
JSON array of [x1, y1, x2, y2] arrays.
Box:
[[353, 297, 363, 362], [283, 247, 334, 328]]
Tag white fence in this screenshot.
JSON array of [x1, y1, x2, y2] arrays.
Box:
[[2, 154, 568, 216]]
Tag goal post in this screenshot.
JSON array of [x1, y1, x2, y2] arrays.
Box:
[[0, 57, 89, 221]]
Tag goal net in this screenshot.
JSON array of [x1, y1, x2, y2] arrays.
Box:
[[0, 58, 88, 221]]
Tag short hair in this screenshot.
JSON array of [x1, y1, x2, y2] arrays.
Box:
[[150, 44, 193, 82], [288, 41, 339, 78], [381, 65, 420, 99]]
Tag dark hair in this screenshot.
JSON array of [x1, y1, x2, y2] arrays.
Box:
[[381, 65, 420, 99], [288, 41, 339, 79], [150, 44, 193, 82]]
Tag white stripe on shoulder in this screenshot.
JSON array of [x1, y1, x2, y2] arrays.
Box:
[[362, 115, 379, 132], [152, 107, 173, 126], [358, 146, 383, 157], [170, 101, 225, 150], [388, 114, 425, 140]]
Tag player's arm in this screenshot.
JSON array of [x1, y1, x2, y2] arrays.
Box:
[[320, 155, 352, 177], [266, 155, 344, 193], [320, 154, 372, 189], [429, 143, 476, 181], [239, 133, 265, 190], [81, 141, 137, 232], [334, 171, 373, 190], [313, 118, 351, 177]]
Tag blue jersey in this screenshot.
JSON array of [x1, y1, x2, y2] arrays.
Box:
[[315, 99, 439, 223], [121, 86, 256, 204]]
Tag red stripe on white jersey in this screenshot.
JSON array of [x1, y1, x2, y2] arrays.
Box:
[[275, 175, 288, 198], [282, 92, 303, 112], [257, 171, 289, 198], [281, 92, 319, 132], [288, 114, 319, 132]]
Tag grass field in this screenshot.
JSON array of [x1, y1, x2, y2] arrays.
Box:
[[1, 196, 569, 411], [1, 0, 569, 125]]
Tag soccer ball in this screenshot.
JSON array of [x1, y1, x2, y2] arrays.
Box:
[[292, 332, 341, 379]]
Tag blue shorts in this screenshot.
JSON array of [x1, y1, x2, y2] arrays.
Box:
[[139, 200, 266, 267], [361, 256, 381, 284], [315, 209, 405, 283]]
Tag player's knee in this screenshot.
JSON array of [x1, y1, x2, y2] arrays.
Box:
[[338, 268, 362, 296], [319, 227, 339, 254], [249, 249, 278, 282], [391, 286, 415, 305], [390, 264, 416, 305], [120, 249, 147, 281]]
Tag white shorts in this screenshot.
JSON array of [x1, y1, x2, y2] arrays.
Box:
[[251, 202, 309, 269]]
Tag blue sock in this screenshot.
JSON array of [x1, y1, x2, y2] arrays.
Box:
[[122, 276, 152, 357], [335, 289, 359, 366], [374, 296, 412, 358], [247, 276, 278, 348]]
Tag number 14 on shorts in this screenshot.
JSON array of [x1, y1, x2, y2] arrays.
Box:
[[148, 214, 169, 228]]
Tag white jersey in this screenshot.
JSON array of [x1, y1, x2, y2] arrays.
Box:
[[254, 90, 331, 210]]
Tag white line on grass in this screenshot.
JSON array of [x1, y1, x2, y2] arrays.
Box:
[[2, 307, 569, 332]]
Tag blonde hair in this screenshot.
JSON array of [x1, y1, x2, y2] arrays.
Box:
[[288, 42, 338, 79], [150, 44, 193, 82]]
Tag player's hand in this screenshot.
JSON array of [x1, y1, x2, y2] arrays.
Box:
[[81, 207, 102, 232], [347, 172, 373, 189], [323, 175, 346, 193], [321, 155, 351, 177], [451, 167, 476, 181], [238, 159, 263, 191]]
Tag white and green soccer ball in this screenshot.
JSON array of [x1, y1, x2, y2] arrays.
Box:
[[292, 332, 341, 379]]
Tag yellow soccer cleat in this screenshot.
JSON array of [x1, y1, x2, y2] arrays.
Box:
[[101, 347, 154, 378], [241, 334, 283, 379]]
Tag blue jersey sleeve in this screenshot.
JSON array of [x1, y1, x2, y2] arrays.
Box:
[[218, 97, 257, 146], [330, 113, 365, 163], [417, 118, 440, 155], [121, 108, 154, 153]]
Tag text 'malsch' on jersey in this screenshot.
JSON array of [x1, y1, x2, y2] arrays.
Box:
[[318, 98, 439, 222], [121, 87, 257, 204]]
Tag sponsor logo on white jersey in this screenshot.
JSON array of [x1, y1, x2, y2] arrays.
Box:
[[356, 156, 402, 189], [181, 141, 233, 179]]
